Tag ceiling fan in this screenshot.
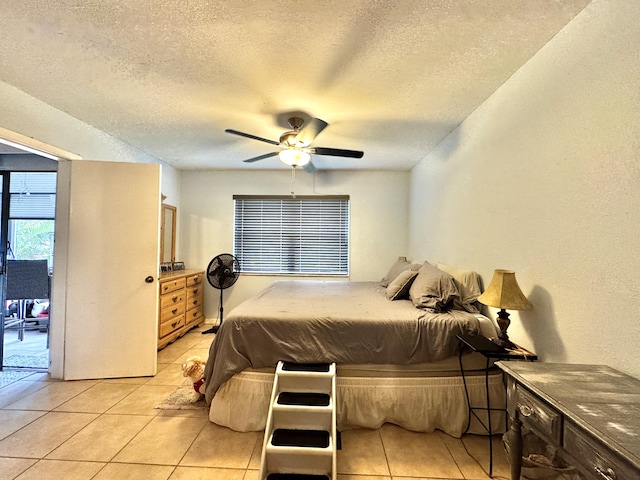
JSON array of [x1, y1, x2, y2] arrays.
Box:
[[225, 117, 364, 172]]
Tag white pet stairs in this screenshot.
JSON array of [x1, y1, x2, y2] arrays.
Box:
[[259, 361, 337, 480]]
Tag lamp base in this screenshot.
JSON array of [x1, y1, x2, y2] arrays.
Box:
[[495, 309, 515, 349]]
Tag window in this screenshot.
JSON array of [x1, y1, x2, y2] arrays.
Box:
[[234, 195, 349, 276], [8, 173, 56, 268]]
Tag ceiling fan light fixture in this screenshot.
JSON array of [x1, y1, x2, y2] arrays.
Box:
[[225, 116, 363, 165], [279, 149, 311, 167], [279, 131, 299, 147]]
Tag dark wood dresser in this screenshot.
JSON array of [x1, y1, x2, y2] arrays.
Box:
[[497, 362, 640, 480]]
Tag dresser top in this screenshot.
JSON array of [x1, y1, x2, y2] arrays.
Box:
[[159, 269, 204, 281], [497, 362, 640, 468]]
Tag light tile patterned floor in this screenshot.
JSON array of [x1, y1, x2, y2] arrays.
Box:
[[0, 325, 510, 479]]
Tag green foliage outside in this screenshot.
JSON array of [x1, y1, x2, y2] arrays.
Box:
[[12, 220, 55, 266]]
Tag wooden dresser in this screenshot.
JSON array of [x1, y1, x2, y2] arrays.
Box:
[[158, 269, 205, 349], [497, 362, 640, 480]]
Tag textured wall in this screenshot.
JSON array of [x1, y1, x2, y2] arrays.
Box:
[[0, 79, 179, 193], [179, 169, 410, 318], [409, 0, 640, 377]]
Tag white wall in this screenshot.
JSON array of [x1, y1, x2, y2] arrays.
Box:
[[179, 169, 410, 320], [408, 0, 640, 378]]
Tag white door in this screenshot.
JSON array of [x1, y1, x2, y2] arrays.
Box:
[[51, 160, 160, 379]]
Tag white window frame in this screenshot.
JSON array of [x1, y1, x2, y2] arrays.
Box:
[[233, 195, 349, 276]]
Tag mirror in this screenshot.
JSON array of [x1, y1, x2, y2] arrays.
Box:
[[160, 204, 176, 264]]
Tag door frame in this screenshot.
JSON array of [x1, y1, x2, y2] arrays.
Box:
[[0, 130, 79, 375], [0, 173, 10, 369]]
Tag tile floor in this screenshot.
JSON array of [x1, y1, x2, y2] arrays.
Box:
[[0, 325, 510, 480]]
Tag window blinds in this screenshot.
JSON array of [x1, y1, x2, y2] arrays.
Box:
[[9, 173, 57, 219], [234, 195, 349, 275]]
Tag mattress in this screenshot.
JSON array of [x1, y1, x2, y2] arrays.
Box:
[[204, 280, 505, 435], [204, 280, 487, 402]]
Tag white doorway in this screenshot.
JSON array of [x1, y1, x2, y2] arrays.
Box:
[[1, 172, 56, 371]]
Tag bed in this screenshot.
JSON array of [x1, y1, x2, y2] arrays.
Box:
[[203, 259, 507, 437]]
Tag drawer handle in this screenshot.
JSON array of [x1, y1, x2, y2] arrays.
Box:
[[171, 308, 178, 315], [171, 321, 178, 328], [172, 296, 179, 302], [518, 404, 535, 417], [595, 466, 616, 480]]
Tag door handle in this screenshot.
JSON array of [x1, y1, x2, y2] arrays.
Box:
[[145, 276, 154, 283]]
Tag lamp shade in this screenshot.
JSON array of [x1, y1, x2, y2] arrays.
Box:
[[477, 269, 532, 311]]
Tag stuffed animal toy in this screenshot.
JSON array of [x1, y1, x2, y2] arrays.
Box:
[[182, 356, 206, 396]]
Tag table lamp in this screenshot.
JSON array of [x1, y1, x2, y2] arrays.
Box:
[[477, 269, 532, 348]]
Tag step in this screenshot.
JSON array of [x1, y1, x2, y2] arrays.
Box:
[[264, 442, 333, 477], [271, 382, 334, 431], [277, 392, 331, 407], [277, 362, 335, 377], [281, 362, 331, 373], [276, 373, 334, 394], [275, 363, 335, 394], [271, 409, 332, 431], [267, 474, 330, 480], [271, 429, 330, 448], [261, 362, 337, 480]]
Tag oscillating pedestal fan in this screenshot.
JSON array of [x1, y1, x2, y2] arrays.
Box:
[[201, 253, 240, 334]]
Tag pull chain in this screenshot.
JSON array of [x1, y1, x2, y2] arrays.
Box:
[[290, 166, 297, 197]]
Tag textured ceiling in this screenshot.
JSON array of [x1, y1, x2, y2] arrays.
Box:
[[0, 1, 590, 171]]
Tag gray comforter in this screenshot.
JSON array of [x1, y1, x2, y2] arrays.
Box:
[[204, 280, 480, 403]]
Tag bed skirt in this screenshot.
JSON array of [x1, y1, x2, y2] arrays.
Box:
[[209, 369, 506, 437]]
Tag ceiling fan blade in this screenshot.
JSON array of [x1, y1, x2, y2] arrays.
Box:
[[294, 118, 328, 146], [242, 152, 279, 163], [303, 161, 316, 173], [311, 147, 364, 158], [225, 129, 280, 146]]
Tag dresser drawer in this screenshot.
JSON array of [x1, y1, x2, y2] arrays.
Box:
[[160, 291, 185, 310], [186, 273, 204, 287], [185, 305, 203, 325], [160, 277, 186, 294], [159, 314, 185, 338], [186, 295, 202, 311], [160, 302, 185, 321], [564, 421, 637, 480], [186, 285, 203, 302], [515, 384, 562, 442]]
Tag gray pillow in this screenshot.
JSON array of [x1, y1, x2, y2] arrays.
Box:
[[380, 256, 412, 287], [409, 262, 461, 312], [385, 270, 419, 300], [436, 263, 483, 313]]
